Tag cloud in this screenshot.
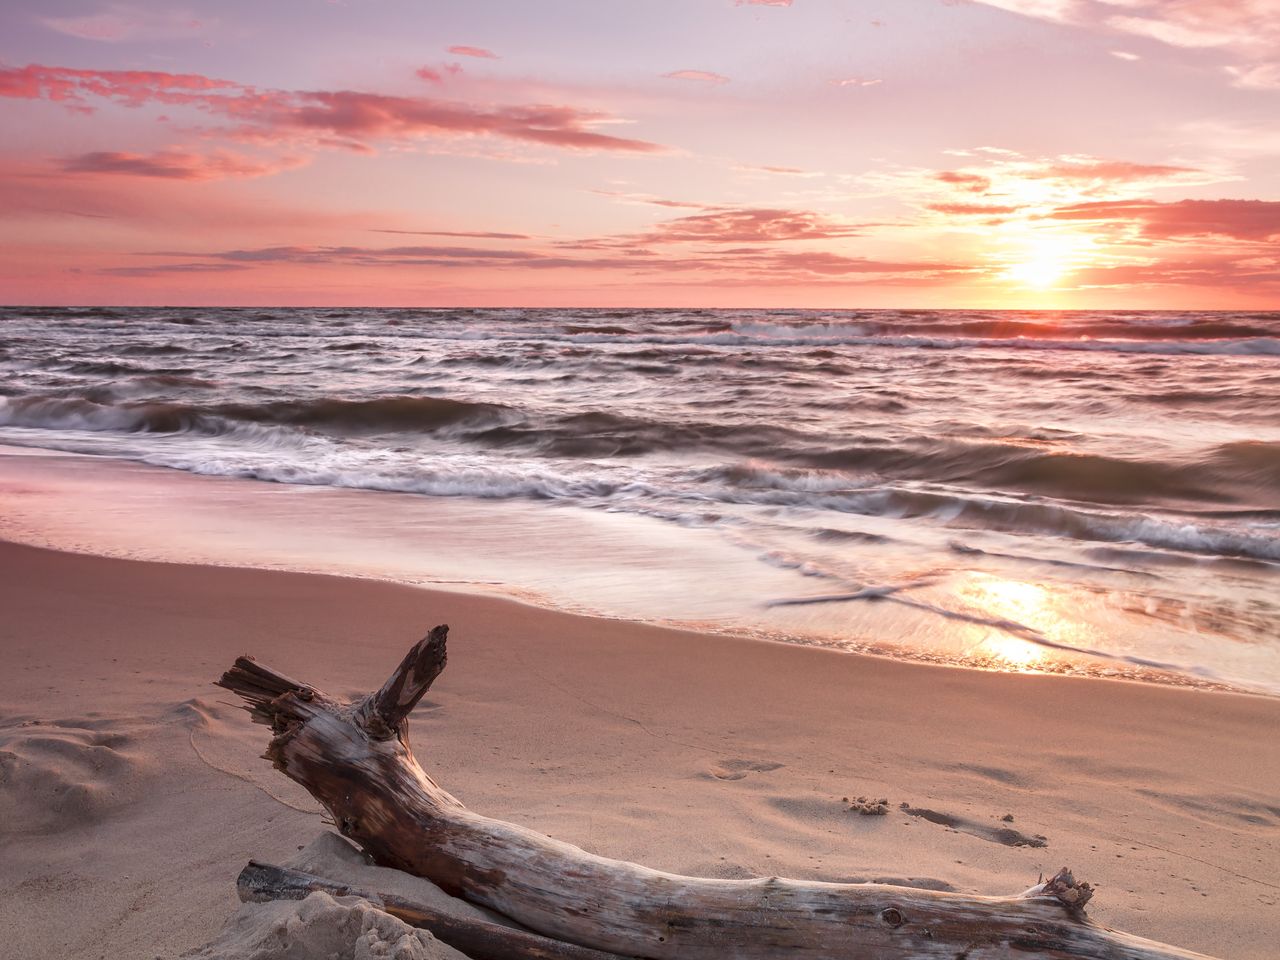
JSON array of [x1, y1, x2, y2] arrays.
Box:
[[966, 0, 1080, 20], [935, 170, 992, 192], [829, 77, 883, 87], [271, 91, 664, 152], [637, 207, 865, 243], [1049, 198, 1280, 241], [0, 64, 665, 155], [416, 63, 463, 85], [133, 240, 971, 284], [968, 0, 1280, 86], [591, 189, 712, 210], [101, 262, 251, 277], [447, 46, 499, 59], [733, 164, 815, 176], [736, 0, 794, 6], [1225, 63, 1280, 89], [1028, 159, 1202, 183], [41, 4, 208, 43], [0, 160, 376, 232], [1070, 256, 1280, 291], [60, 149, 304, 180], [661, 70, 730, 84], [928, 201, 1024, 215], [372, 229, 536, 240], [0, 63, 237, 108]]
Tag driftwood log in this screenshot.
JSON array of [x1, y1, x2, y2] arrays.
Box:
[[218, 626, 1217, 960]]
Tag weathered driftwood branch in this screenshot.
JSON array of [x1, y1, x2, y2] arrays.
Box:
[[237, 860, 634, 960], [218, 627, 1217, 960]]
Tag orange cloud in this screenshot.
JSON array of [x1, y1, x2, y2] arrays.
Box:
[[935, 171, 993, 192], [929, 202, 1023, 216], [1029, 160, 1202, 183]]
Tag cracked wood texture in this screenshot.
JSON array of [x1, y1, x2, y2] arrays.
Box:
[[217, 627, 1217, 960]]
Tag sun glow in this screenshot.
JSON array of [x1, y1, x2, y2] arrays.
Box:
[[1002, 231, 1092, 289]]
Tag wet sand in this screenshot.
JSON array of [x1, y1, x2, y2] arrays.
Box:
[[1, 539, 1277, 958]]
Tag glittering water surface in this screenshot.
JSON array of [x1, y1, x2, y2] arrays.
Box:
[[2, 306, 1278, 691]]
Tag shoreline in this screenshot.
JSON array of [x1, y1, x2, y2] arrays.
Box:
[[1, 444, 1270, 697], [2, 538, 1278, 958]]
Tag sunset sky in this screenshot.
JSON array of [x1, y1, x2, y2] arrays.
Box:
[[2, 0, 1278, 308]]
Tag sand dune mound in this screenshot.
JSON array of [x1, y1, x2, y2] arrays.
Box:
[[181, 892, 470, 960], [0, 717, 146, 835]]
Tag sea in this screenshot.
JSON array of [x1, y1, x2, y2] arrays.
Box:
[[2, 306, 1278, 693]]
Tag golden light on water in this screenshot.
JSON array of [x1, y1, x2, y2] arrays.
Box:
[[954, 574, 1087, 671]]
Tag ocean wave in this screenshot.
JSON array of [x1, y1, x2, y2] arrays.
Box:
[[5, 389, 1278, 511], [219, 395, 510, 432], [791, 438, 1280, 507], [696, 463, 1280, 561], [0, 393, 511, 438]]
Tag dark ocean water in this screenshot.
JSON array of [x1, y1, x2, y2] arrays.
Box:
[[2, 306, 1278, 690]]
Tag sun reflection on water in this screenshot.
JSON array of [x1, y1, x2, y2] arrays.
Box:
[[954, 574, 1092, 672]]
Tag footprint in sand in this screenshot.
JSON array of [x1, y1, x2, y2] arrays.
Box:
[[900, 803, 1048, 848], [706, 759, 785, 781]]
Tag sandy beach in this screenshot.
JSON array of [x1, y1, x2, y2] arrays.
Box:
[[2, 537, 1277, 958]]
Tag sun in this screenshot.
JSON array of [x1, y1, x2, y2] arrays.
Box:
[[1002, 232, 1086, 289]]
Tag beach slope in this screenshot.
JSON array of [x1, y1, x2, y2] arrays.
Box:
[[1, 540, 1276, 958]]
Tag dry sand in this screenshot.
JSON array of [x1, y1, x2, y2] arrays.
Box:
[[1, 539, 1278, 958]]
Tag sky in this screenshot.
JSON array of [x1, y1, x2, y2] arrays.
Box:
[[1, 0, 1278, 309]]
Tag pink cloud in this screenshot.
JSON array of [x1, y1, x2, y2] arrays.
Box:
[[1049, 199, 1280, 241], [0, 64, 664, 154], [0, 63, 237, 108], [661, 70, 730, 85], [60, 149, 304, 180], [447, 45, 499, 59], [415, 63, 463, 85], [736, 0, 794, 6]]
